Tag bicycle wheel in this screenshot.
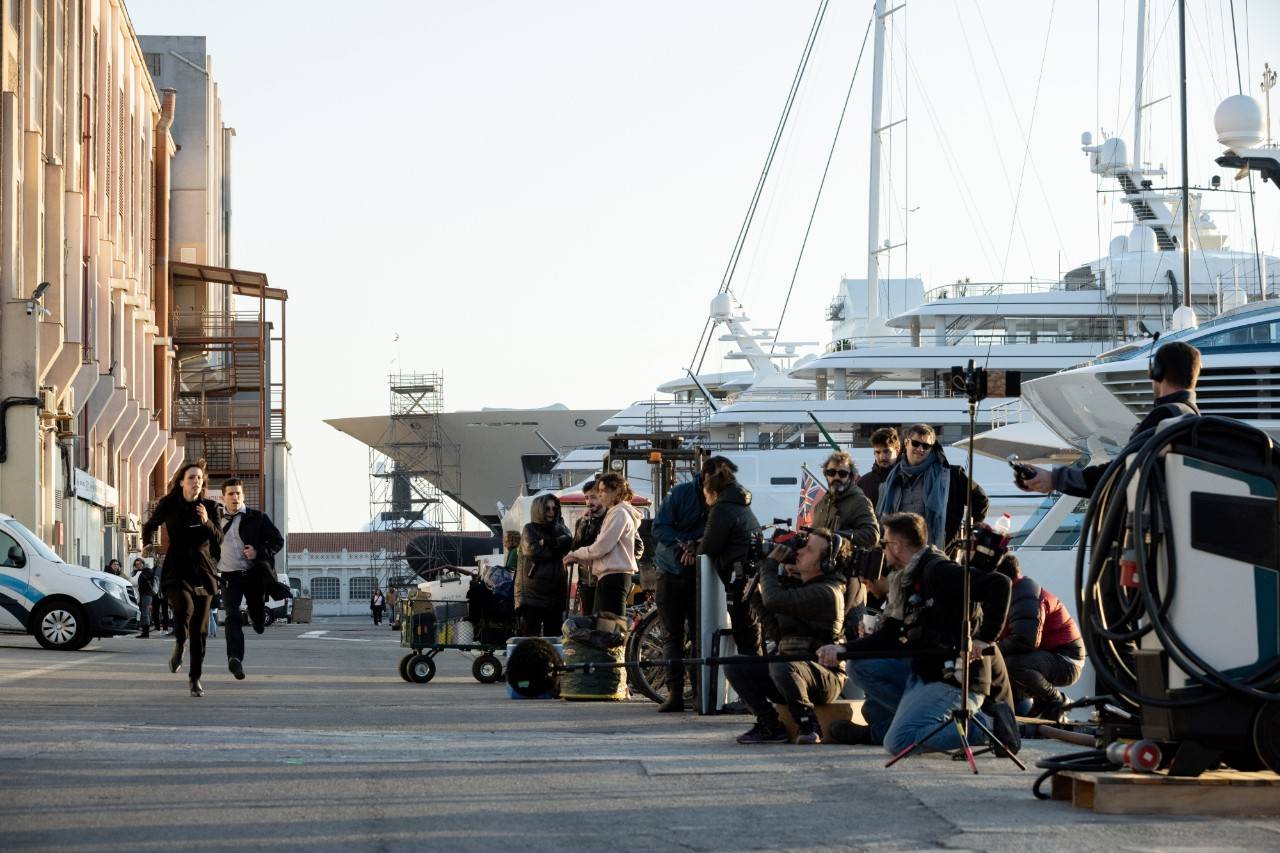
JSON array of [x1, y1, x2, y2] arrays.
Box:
[[625, 608, 695, 705]]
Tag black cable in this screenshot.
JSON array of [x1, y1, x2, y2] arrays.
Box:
[[1032, 748, 1112, 800], [689, 0, 831, 376]]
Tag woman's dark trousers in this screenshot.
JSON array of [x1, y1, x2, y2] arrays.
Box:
[[593, 573, 633, 618], [656, 570, 697, 694], [168, 589, 213, 682]]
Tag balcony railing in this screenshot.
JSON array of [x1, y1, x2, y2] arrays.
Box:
[[171, 311, 268, 340], [173, 398, 263, 429]]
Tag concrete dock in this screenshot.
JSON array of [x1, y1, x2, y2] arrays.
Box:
[[2, 617, 1278, 851]]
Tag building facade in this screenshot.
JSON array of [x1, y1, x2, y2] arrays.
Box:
[[0, 0, 179, 568]]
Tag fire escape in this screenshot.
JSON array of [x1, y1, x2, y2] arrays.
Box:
[[169, 263, 287, 509]]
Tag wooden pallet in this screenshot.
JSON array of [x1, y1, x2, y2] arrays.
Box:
[[1051, 769, 1280, 816]]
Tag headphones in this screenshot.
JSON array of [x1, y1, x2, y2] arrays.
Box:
[[819, 531, 845, 573], [1148, 334, 1164, 382]]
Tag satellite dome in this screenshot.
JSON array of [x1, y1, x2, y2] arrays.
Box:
[[1099, 137, 1128, 170], [1214, 94, 1264, 150]]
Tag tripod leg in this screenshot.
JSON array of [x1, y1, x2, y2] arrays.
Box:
[[968, 714, 1028, 770], [884, 715, 955, 768], [953, 717, 978, 774]]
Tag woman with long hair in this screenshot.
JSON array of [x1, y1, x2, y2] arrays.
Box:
[[564, 473, 641, 618], [141, 459, 223, 697]]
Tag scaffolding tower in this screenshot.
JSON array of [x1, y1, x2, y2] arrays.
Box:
[[368, 372, 462, 589]]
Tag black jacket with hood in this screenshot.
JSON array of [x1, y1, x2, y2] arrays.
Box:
[[699, 481, 760, 586], [516, 494, 572, 612]]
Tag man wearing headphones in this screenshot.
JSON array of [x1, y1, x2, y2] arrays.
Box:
[[727, 527, 849, 746], [1017, 341, 1201, 497]]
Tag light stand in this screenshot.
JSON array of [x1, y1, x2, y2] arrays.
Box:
[[885, 359, 1025, 773]]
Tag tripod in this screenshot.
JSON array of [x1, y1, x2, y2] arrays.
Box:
[[884, 360, 1025, 773]]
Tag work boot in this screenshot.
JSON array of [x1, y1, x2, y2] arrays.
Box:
[[228, 658, 245, 680], [827, 720, 874, 745], [169, 642, 185, 674], [794, 714, 822, 745], [1032, 691, 1070, 724], [189, 679, 204, 698], [736, 718, 788, 745]]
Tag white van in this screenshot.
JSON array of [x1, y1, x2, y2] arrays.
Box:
[[0, 512, 140, 650]]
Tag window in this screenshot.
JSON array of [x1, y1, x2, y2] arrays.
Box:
[[311, 577, 339, 600], [0, 530, 24, 567], [1194, 319, 1280, 350], [143, 52, 162, 78], [349, 576, 375, 600]]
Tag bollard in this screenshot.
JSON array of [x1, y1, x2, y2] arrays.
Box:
[[698, 554, 732, 715]]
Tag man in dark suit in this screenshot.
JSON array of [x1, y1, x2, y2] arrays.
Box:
[[217, 478, 286, 680]]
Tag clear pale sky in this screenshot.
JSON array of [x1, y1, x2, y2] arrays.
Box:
[[125, 0, 1280, 532]]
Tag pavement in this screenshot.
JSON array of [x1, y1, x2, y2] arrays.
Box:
[[1, 617, 1278, 852]]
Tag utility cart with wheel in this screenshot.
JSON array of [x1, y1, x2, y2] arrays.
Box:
[[396, 598, 511, 686]]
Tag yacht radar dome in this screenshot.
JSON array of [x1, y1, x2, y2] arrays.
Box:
[[1214, 94, 1265, 150], [710, 292, 734, 321]]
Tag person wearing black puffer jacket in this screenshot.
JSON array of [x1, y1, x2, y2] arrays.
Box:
[[994, 554, 1083, 721], [515, 493, 572, 637], [140, 459, 223, 698], [699, 469, 762, 657]]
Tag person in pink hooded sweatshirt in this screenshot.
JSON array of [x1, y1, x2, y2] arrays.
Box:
[[563, 472, 642, 618]]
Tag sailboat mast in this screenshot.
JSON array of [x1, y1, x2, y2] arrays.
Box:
[[866, 0, 887, 328], [1177, 0, 1191, 309], [1133, 0, 1146, 168]]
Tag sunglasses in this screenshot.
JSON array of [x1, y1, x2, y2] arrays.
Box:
[[908, 439, 934, 450], [823, 468, 852, 479]]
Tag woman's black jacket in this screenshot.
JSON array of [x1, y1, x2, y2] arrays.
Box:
[[699, 482, 760, 586], [141, 493, 223, 597]]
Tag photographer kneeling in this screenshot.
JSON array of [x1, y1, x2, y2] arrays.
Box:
[[727, 527, 848, 745], [817, 513, 1017, 755]]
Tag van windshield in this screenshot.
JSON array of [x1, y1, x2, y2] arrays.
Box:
[[7, 519, 64, 564]]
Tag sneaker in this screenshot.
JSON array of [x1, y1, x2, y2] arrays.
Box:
[[251, 617, 266, 635], [189, 680, 204, 698], [1032, 693, 1070, 724], [986, 702, 1022, 757], [228, 658, 245, 681], [795, 715, 822, 745], [827, 720, 874, 745], [736, 721, 789, 745]]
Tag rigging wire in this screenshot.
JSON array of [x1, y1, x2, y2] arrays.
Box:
[[1228, 0, 1267, 296], [687, 0, 832, 377], [953, 1, 1042, 277], [997, 1, 1056, 283], [768, 10, 875, 354]]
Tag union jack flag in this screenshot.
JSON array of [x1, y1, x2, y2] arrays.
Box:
[[796, 466, 827, 529]]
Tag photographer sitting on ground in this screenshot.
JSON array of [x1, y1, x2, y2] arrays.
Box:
[[727, 527, 848, 745], [818, 512, 1018, 755], [994, 554, 1083, 722]]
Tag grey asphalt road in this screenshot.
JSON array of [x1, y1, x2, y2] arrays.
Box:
[[1, 617, 1278, 852]]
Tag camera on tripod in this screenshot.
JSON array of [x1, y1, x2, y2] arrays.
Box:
[[950, 359, 989, 404]]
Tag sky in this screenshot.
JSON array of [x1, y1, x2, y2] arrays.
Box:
[[124, 0, 1280, 532]]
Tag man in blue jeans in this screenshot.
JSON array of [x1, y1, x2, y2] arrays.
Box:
[[217, 478, 285, 681], [817, 512, 1018, 755]]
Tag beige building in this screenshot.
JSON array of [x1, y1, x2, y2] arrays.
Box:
[[0, 0, 181, 568]]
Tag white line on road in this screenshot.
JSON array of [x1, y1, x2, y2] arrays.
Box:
[[0, 657, 86, 684], [297, 630, 329, 639]]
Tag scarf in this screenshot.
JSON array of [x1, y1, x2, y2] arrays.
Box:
[[876, 452, 949, 549]]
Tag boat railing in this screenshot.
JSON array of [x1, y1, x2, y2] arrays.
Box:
[[823, 330, 1123, 354], [923, 281, 1061, 302]]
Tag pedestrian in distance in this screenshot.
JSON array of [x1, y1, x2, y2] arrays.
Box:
[[370, 587, 386, 625], [564, 472, 642, 619], [569, 477, 605, 616], [387, 585, 400, 630], [216, 477, 287, 682], [133, 558, 158, 638], [104, 558, 123, 577], [516, 493, 572, 637], [141, 459, 223, 698]]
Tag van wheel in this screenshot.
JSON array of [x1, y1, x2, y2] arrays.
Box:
[[31, 600, 90, 651]]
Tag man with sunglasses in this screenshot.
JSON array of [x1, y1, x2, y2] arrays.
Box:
[[809, 451, 879, 549], [875, 424, 987, 553]]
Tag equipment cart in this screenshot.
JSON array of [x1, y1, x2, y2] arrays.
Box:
[[396, 598, 511, 685]]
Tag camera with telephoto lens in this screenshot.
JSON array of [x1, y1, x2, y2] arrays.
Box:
[[755, 519, 807, 564], [846, 546, 887, 581], [968, 522, 1010, 573]]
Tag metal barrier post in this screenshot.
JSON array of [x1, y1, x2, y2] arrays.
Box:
[[698, 554, 731, 715]]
